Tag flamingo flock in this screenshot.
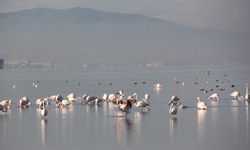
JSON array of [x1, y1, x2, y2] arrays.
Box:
[[1, 75, 249, 118], [0, 89, 152, 118]]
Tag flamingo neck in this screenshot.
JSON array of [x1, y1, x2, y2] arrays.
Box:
[[246, 84, 249, 95]]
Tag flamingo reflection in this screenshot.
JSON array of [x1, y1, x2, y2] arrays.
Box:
[[114, 112, 133, 146], [40, 119, 47, 147], [169, 117, 177, 143], [197, 109, 207, 142]]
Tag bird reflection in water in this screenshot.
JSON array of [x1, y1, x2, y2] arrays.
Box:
[[197, 109, 207, 142], [114, 111, 133, 147], [40, 119, 47, 147], [169, 117, 177, 143], [246, 101, 249, 141]]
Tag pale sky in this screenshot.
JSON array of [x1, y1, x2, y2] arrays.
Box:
[[0, 0, 249, 31]]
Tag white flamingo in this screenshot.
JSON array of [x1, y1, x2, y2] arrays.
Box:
[[36, 98, 49, 108], [80, 95, 88, 104], [127, 92, 138, 104], [40, 101, 48, 117], [134, 94, 150, 111], [0, 104, 8, 112], [168, 96, 180, 105], [196, 97, 207, 110], [108, 93, 116, 102], [67, 93, 77, 103], [168, 95, 186, 108], [102, 93, 109, 101], [169, 103, 178, 115], [61, 99, 70, 107], [36, 99, 43, 108], [18, 96, 31, 108], [0, 99, 12, 107], [208, 93, 219, 101], [49, 94, 63, 103], [230, 91, 244, 100], [245, 84, 249, 101], [117, 100, 132, 112], [94, 98, 103, 106], [85, 96, 98, 105]]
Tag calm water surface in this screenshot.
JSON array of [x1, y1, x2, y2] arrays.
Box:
[[0, 67, 249, 150]]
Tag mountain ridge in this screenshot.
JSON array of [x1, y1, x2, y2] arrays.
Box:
[[0, 7, 170, 24], [0, 7, 249, 67]]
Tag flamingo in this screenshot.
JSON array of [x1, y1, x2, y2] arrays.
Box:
[[67, 93, 77, 103], [61, 99, 70, 107], [85, 96, 98, 105], [169, 103, 178, 115], [168, 96, 180, 105], [208, 93, 219, 101], [80, 95, 88, 104], [112, 92, 125, 106], [0, 99, 12, 107], [230, 91, 244, 100], [36, 98, 43, 108], [117, 100, 132, 112], [102, 93, 109, 102], [134, 94, 150, 111], [127, 93, 138, 104], [94, 98, 103, 106], [36, 98, 49, 108], [0, 104, 8, 112], [40, 101, 48, 117], [18, 96, 31, 108], [168, 95, 186, 108], [49, 94, 63, 103], [108, 93, 116, 101], [196, 97, 207, 110], [245, 84, 249, 101]]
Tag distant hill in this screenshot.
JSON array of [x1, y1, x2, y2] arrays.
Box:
[[0, 7, 249, 68], [0, 7, 167, 24]]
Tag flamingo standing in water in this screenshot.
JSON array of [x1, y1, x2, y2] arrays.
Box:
[[245, 84, 249, 101], [36, 98, 49, 109], [168, 96, 180, 105], [67, 93, 77, 103], [0, 99, 12, 108], [169, 103, 178, 115], [0, 104, 8, 112], [117, 100, 132, 113], [18, 96, 31, 108], [127, 93, 138, 104], [168, 96, 186, 108], [134, 94, 150, 111], [230, 91, 244, 100], [196, 97, 207, 110], [208, 93, 220, 101], [49, 94, 63, 103], [61, 99, 70, 107], [40, 101, 48, 117], [168, 96, 179, 115]]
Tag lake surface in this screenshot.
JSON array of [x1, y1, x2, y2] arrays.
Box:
[[0, 66, 250, 150]]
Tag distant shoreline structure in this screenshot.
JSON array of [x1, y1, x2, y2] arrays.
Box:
[[1, 59, 249, 71]]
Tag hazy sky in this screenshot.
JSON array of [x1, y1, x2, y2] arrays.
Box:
[[0, 0, 249, 31]]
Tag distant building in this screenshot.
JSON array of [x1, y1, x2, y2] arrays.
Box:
[[0, 58, 3, 69]]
